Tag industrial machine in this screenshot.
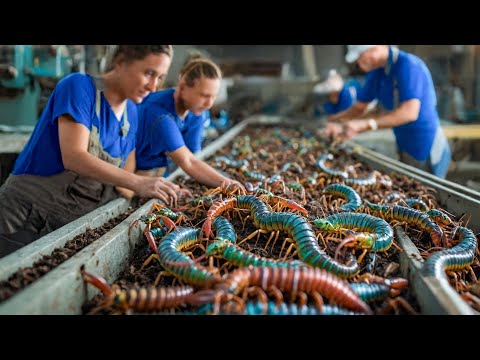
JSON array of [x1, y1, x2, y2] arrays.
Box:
[[0, 45, 72, 131]]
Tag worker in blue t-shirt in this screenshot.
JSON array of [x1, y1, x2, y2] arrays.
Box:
[[0, 46, 188, 258], [325, 45, 451, 178], [313, 69, 360, 117], [136, 55, 244, 191]]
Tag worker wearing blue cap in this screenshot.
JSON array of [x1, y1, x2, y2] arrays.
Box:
[[325, 45, 451, 179]]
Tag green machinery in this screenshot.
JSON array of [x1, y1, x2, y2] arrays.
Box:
[[0, 45, 72, 131]]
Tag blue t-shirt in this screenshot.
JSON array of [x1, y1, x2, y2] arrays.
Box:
[[357, 47, 439, 161], [323, 79, 360, 115], [136, 88, 206, 170], [13, 73, 138, 175]]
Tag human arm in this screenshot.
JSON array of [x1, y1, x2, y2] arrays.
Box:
[[168, 146, 244, 189], [115, 150, 136, 200], [145, 112, 242, 189], [342, 99, 420, 139], [322, 101, 369, 137], [58, 115, 181, 204], [327, 101, 370, 122]]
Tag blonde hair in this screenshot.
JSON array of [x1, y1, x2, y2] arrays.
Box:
[[179, 54, 222, 87]]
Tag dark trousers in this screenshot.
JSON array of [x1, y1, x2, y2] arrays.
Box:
[[0, 231, 41, 257], [0, 171, 119, 258]]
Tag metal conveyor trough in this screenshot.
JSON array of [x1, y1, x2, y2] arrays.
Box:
[[0, 115, 478, 315]]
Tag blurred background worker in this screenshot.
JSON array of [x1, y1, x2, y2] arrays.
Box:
[[135, 54, 244, 192], [325, 45, 451, 178], [313, 69, 361, 117]]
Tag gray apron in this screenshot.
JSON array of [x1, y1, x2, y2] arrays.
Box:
[[398, 126, 451, 179], [0, 79, 126, 257]]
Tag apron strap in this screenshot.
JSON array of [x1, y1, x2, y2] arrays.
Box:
[[385, 46, 400, 109], [95, 86, 130, 138], [96, 89, 101, 118], [121, 102, 130, 137], [89, 79, 123, 167]]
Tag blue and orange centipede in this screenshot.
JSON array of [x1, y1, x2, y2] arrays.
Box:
[[316, 153, 349, 178], [313, 212, 394, 252], [157, 228, 221, 287], [236, 195, 360, 278], [323, 183, 362, 212], [364, 202, 444, 247], [422, 226, 478, 279]]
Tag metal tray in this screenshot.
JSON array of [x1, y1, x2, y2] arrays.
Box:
[[1, 115, 477, 314]]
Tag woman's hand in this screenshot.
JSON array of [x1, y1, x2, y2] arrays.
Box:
[[226, 179, 246, 194], [160, 177, 192, 203], [135, 176, 190, 207]]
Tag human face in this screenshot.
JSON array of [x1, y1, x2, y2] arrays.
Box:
[[356, 45, 387, 73], [328, 91, 339, 104], [180, 77, 220, 115], [118, 53, 172, 103]]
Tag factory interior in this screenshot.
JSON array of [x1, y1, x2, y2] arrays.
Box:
[[0, 45, 479, 316]]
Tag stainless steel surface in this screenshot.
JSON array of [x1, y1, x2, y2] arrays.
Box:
[[0, 199, 153, 315], [0, 198, 130, 283], [351, 142, 480, 203], [396, 227, 475, 315], [352, 145, 480, 234]]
